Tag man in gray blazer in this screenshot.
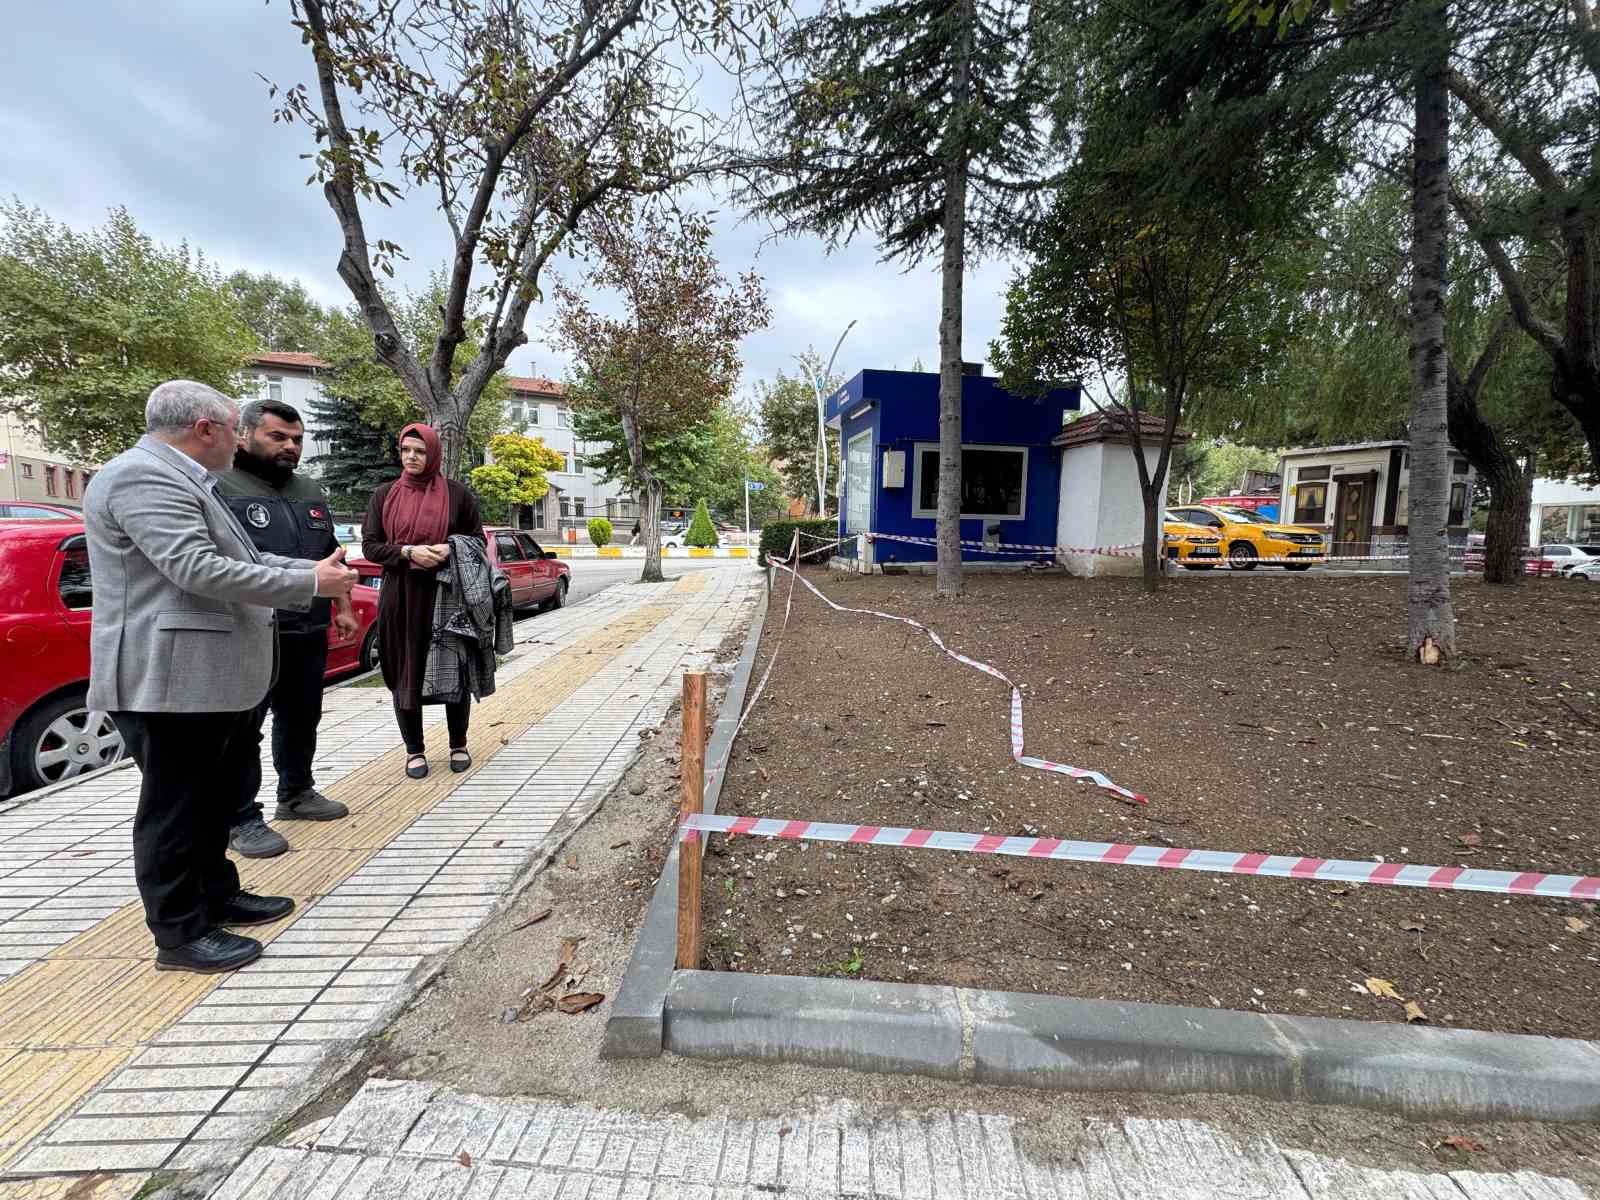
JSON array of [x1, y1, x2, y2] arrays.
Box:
[[84, 381, 358, 973]]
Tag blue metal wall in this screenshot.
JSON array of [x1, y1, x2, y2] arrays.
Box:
[[828, 370, 1081, 563]]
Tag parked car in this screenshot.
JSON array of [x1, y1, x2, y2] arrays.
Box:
[[1165, 504, 1327, 570], [1558, 547, 1600, 580], [1162, 512, 1224, 569], [0, 502, 77, 520], [0, 518, 381, 798], [347, 525, 571, 612], [659, 520, 688, 548], [1527, 543, 1600, 577], [333, 522, 363, 548]]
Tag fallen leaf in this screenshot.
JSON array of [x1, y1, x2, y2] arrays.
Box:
[[1457, 832, 1482, 847], [1436, 1135, 1486, 1153], [609, 840, 632, 850], [1565, 917, 1590, 934], [1364, 977, 1403, 1001], [1404, 1000, 1428, 1023], [564, 854, 579, 870], [556, 992, 605, 1015], [539, 937, 581, 991], [493, 840, 504, 848], [510, 908, 552, 933], [1401, 921, 1425, 933], [458, 1151, 473, 1167]]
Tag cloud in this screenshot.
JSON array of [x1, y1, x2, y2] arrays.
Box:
[[3, 1, 1030, 402]]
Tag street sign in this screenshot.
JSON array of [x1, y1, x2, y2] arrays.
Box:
[[745, 481, 764, 491]]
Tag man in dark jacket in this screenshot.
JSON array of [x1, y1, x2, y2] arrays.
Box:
[[217, 399, 354, 857]]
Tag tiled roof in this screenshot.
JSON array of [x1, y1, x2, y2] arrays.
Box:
[[506, 375, 565, 397], [1052, 411, 1188, 448], [250, 351, 331, 371]]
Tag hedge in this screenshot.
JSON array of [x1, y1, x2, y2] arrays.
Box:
[[758, 517, 839, 565]]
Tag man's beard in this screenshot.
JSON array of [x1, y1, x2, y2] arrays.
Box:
[[234, 446, 297, 487]]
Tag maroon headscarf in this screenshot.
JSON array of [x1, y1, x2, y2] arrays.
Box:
[[382, 423, 450, 545]]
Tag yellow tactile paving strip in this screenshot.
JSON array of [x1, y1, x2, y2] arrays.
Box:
[[673, 572, 707, 593], [0, 1170, 147, 1200], [0, 602, 676, 1172]]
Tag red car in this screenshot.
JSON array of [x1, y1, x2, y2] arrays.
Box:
[[347, 525, 571, 612], [0, 518, 381, 798]]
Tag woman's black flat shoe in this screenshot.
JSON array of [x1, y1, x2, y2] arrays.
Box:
[[406, 754, 429, 779], [449, 749, 472, 774]]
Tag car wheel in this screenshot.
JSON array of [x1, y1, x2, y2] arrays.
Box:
[[12, 692, 126, 793], [1228, 542, 1258, 571], [360, 626, 380, 673], [552, 578, 567, 609], [1574, 571, 1591, 581]]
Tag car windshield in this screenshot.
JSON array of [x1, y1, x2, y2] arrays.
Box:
[[1213, 507, 1273, 525]]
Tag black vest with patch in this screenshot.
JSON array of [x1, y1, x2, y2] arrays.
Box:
[[216, 457, 339, 632]]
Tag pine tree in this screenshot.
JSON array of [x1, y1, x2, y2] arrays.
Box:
[[310, 391, 395, 518], [686, 499, 719, 548], [745, 0, 1056, 596]]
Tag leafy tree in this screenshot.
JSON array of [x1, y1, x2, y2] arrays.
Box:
[[1175, 443, 1284, 505], [227, 271, 330, 352], [552, 211, 769, 582], [0, 203, 253, 463], [468, 433, 566, 528], [757, 356, 840, 514], [686, 499, 719, 547], [744, 0, 1058, 596], [587, 517, 614, 547], [268, 0, 766, 478], [314, 285, 507, 465]]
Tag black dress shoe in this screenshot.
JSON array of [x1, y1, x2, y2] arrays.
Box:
[[215, 892, 296, 927], [156, 929, 263, 974]]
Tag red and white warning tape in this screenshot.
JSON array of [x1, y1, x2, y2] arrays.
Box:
[[683, 812, 1600, 902], [767, 556, 1146, 805], [862, 530, 1425, 567]]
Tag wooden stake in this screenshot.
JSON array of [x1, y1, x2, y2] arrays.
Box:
[[675, 670, 707, 970]]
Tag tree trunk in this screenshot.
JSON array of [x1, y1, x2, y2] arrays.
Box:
[[1482, 455, 1534, 584], [1141, 488, 1163, 593], [934, 0, 974, 600], [619, 408, 665, 583], [1406, 5, 1457, 665]]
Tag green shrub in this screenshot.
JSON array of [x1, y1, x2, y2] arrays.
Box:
[[587, 517, 613, 547], [758, 517, 839, 565], [686, 499, 719, 548]]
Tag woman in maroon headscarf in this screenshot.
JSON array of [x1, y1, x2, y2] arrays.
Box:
[[362, 424, 485, 778]]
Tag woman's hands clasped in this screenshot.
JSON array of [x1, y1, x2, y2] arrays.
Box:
[[407, 543, 451, 570]]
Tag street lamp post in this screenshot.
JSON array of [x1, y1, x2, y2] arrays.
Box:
[[803, 320, 857, 517]]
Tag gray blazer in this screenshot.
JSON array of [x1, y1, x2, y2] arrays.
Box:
[[84, 436, 318, 714]]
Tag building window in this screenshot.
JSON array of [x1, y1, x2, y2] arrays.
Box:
[[45, 466, 58, 496], [508, 403, 524, 426], [265, 376, 284, 403], [64, 470, 76, 499], [573, 498, 585, 519], [1451, 458, 1469, 475], [573, 454, 586, 474], [557, 407, 571, 429], [1294, 483, 1328, 524], [528, 404, 540, 425], [21, 462, 33, 479], [1297, 465, 1331, 481], [1448, 481, 1468, 526], [912, 444, 1027, 520]]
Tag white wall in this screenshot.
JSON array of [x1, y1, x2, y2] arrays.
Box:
[[1057, 441, 1168, 577], [1530, 477, 1600, 544]]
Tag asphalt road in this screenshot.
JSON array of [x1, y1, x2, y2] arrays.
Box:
[[563, 556, 748, 608]]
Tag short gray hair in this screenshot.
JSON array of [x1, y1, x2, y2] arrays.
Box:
[[145, 381, 238, 434]]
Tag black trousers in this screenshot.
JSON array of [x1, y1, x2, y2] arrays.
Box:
[[234, 630, 329, 825], [394, 697, 470, 755], [113, 709, 253, 949]]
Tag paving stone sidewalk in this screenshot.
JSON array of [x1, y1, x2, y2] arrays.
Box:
[[0, 564, 761, 1180], [210, 1080, 1594, 1200]]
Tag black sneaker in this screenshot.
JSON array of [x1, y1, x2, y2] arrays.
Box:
[[229, 818, 289, 859], [156, 929, 263, 974], [215, 891, 296, 927], [274, 790, 349, 821]]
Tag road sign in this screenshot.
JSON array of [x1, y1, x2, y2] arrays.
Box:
[[745, 481, 765, 491]]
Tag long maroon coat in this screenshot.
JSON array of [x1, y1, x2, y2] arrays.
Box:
[[362, 479, 484, 708]]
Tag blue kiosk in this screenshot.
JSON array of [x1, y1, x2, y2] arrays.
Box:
[[825, 367, 1084, 567]]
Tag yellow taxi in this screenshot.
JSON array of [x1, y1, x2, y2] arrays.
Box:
[[1162, 512, 1224, 569], [1165, 504, 1326, 570]]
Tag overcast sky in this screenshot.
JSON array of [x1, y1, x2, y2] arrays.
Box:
[[0, 0, 1021, 407]]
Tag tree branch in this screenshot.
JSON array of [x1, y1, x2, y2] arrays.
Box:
[[1449, 183, 1565, 355], [1446, 67, 1567, 199]]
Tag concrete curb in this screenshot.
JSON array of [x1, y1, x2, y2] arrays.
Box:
[[549, 546, 751, 559], [599, 571, 771, 1058], [662, 971, 1600, 1122]]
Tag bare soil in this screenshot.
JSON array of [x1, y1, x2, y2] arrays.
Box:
[[701, 569, 1600, 1039]]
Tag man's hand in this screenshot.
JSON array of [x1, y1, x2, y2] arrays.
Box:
[[332, 598, 360, 640], [314, 547, 358, 598]]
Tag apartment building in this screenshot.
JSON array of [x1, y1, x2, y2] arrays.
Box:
[[0, 412, 97, 514]]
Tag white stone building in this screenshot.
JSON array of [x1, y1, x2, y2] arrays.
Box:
[[502, 376, 636, 540], [1529, 476, 1600, 546]]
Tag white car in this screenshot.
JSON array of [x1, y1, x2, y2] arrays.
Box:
[[1557, 546, 1600, 580]]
